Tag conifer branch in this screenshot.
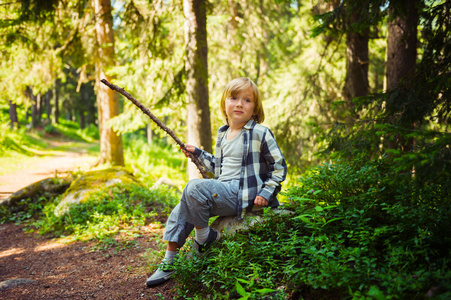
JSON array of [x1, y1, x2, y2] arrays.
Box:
[[101, 79, 209, 179]]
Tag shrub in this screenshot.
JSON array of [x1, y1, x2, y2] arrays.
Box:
[[283, 157, 451, 298], [44, 124, 60, 134], [173, 157, 451, 299], [31, 183, 179, 242]]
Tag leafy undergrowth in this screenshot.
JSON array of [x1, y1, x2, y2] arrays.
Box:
[[122, 132, 189, 190], [3, 156, 450, 299], [172, 157, 451, 300], [30, 183, 178, 241], [3, 121, 450, 299], [1, 183, 178, 245]]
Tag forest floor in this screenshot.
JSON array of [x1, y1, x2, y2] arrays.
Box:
[[0, 140, 178, 299]]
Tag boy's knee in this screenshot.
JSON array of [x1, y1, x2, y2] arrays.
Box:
[[184, 179, 207, 196], [183, 179, 210, 206]]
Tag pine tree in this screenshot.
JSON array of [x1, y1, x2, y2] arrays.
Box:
[[184, 0, 212, 179]]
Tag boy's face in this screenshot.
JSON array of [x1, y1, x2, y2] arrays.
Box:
[[225, 86, 255, 128]]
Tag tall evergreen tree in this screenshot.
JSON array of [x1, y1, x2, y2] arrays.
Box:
[[384, 0, 419, 152], [184, 0, 212, 179], [343, 1, 369, 103], [8, 100, 19, 129], [93, 0, 124, 166], [52, 79, 60, 124], [385, 0, 418, 91]]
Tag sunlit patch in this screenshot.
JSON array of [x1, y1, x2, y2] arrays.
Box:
[[34, 242, 66, 252], [0, 248, 25, 258], [146, 223, 163, 231]]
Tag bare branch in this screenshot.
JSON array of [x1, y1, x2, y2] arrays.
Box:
[[100, 79, 209, 179]]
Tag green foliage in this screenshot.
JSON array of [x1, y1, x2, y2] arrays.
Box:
[[1, 1, 450, 298], [0, 123, 31, 155], [284, 158, 451, 297], [311, 0, 386, 38], [31, 183, 178, 242], [123, 131, 188, 189], [172, 233, 289, 300], [322, 2, 451, 162], [52, 119, 99, 142], [43, 124, 59, 134], [172, 157, 451, 299], [235, 278, 276, 300], [312, 6, 451, 295], [0, 195, 50, 224]]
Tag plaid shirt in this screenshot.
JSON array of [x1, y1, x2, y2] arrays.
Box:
[[193, 119, 287, 219]]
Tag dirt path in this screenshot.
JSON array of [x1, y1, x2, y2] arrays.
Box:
[[0, 142, 178, 299], [0, 223, 178, 299], [0, 142, 97, 200]]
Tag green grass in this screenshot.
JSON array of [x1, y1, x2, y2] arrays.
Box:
[[0, 124, 49, 175], [122, 132, 189, 189], [50, 120, 99, 142], [0, 115, 188, 186]]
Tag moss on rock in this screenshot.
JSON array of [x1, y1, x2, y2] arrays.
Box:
[[54, 167, 143, 216], [0, 177, 72, 212]]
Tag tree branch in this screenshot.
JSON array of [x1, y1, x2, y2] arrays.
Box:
[[100, 79, 209, 179]]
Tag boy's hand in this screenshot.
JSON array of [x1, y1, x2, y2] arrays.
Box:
[[254, 195, 268, 207], [182, 144, 195, 157]]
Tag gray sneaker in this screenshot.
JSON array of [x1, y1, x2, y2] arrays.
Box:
[[193, 228, 221, 254], [146, 266, 173, 287]]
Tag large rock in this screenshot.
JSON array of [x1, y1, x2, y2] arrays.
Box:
[[210, 207, 293, 235], [0, 279, 35, 291], [0, 177, 72, 212], [54, 167, 142, 216]]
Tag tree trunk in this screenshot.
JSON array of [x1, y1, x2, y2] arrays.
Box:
[[29, 87, 38, 129], [80, 112, 86, 129], [80, 83, 88, 130], [385, 0, 419, 152], [184, 0, 212, 179], [37, 93, 42, 125], [343, 2, 369, 103], [8, 100, 19, 130], [45, 91, 51, 124], [52, 79, 59, 124], [63, 98, 71, 121], [385, 0, 418, 91], [31, 101, 38, 128], [147, 123, 153, 145], [93, 0, 124, 166], [82, 82, 96, 126]]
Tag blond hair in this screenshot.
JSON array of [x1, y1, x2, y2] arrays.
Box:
[[220, 77, 265, 125]]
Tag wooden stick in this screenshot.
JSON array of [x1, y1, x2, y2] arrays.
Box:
[[100, 79, 209, 179]]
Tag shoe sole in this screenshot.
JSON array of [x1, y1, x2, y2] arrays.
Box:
[[146, 271, 173, 287]]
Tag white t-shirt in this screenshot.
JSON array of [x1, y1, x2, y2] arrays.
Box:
[[218, 129, 243, 182]]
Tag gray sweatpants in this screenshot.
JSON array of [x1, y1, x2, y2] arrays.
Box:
[[163, 178, 239, 247]]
